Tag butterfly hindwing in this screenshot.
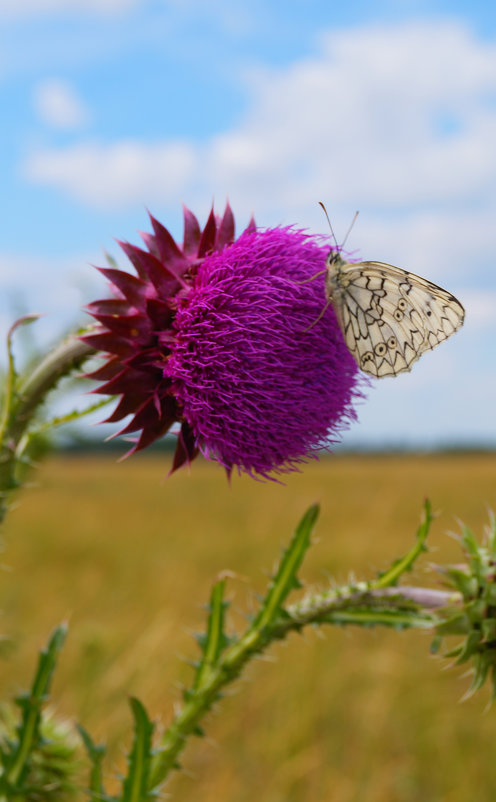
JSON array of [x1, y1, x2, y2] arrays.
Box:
[[326, 259, 465, 378]]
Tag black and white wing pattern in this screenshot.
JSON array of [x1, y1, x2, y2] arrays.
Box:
[[325, 258, 465, 378]]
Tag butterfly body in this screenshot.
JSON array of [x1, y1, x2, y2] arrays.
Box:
[[324, 252, 465, 378]]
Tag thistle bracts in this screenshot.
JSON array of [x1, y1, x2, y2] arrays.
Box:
[[433, 512, 496, 699]]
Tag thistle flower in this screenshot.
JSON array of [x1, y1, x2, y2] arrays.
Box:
[[84, 204, 362, 479]]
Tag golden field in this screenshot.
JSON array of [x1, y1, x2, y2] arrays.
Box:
[[1, 452, 496, 801]]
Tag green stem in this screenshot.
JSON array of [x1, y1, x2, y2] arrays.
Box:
[[0, 331, 96, 524], [12, 335, 95, 442], [287, 585, 458, 625], [149, 582, 457, 789]]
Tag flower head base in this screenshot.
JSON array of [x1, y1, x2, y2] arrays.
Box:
[[84, 205, 362, 478]]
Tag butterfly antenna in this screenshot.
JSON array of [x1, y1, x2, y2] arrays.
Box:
[[318, 201, 339, 252], [340, 210, 359, 250]]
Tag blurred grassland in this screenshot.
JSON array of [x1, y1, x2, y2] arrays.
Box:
[[1, 452, 496, 801]]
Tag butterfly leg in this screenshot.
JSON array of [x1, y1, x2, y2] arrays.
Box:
[[293, 269, 327, 285], [303, 297, 333, 331]]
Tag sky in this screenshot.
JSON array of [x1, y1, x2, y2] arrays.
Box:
[[1, 0, 495, 450]]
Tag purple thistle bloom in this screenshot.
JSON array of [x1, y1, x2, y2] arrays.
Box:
[[84, 204, 363, 479]]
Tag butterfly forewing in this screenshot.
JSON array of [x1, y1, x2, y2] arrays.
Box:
[[326, 258, 465, 378]]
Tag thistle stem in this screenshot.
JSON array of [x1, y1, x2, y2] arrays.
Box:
[[286, 585, 459, 625], [149, 583, 459, 789], [0, 330, 96, 524]]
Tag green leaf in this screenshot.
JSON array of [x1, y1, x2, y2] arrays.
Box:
[[317, 608, 433, 629], [470, 653, 491, 694], [486, 583, 496, 606], [1, 315, 42, 440], [77, 724, 109, 801], [487, 510, 496, 553], [436, 611, 470, 637], [194, 579, 229, 691], [30, 396, 116, 436], [453, 629, 482, 665], [374, 499, 432, 589], [0, 624, 67, 793], [253, 504, 319, 632], [104, 250, 120, 268], [460, 523, 481, 561], [442, 566, 477, 599], [121, 698, 155, 802]]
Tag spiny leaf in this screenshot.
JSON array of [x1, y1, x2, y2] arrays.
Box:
[[31, 396, 116, 435], [442, 565, 477, 599], [453, 630, 482, 665], [374, 499, 432, 589], [470, 653, 491, 693], [487, 510, 496, 553], [460, 523, 482, 563], [436, 611, 470, 637], [253, 504, 319, 632], [194, 579, 229, 690], [316, 607, 435, 630], [121, 698, 156, 802], [6, 315, 43, 382], [1, 624, 67, 792], [1, 315, 42, 439], [104, 250, 120, 269], [77, 724, 109, 801]]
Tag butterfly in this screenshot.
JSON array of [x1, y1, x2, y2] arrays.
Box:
[[325, 253, 465, 378], [317, 205, 465, 378]]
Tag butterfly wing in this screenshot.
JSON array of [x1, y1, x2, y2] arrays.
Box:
[[327, 260, 465, 378]]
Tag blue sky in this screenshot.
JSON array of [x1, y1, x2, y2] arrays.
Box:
[[1, 0, 495, 449]]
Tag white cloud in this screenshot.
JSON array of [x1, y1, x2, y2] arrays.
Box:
[[204, 19, 496, 215], [33, 78, 89, 130], [22, 19, 496, 219], [342, 208, 496, 286], [24, 140, 196, 208]]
